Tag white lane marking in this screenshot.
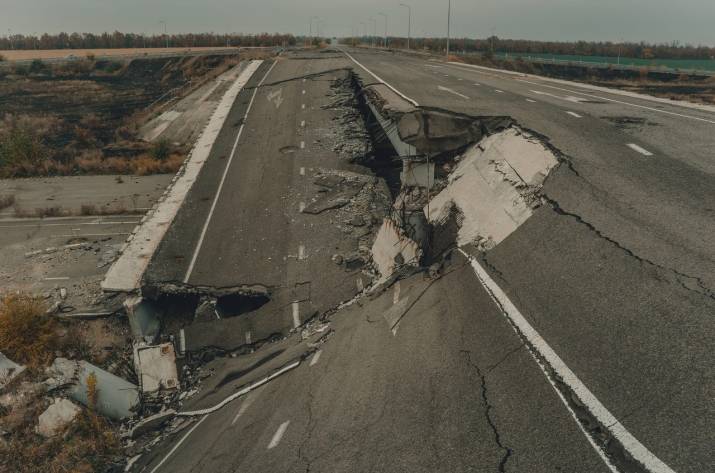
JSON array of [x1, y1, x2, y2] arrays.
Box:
[[518, 78, 715, 124], [309, 350, 322, 367], [231, 393, 256, 426], [292, 302, 300, 328], [301, 103, 306, 110], [473, 83, 481, 86], [302, 78, 306, 83], [245, 331, 252, 345], [437, 85, 469, 100], [44, 277, 70, 281], [457, 78, 463, 81], [302, 90, 306, 95], [627, 143, 654, 156], [299, 202, 306, 213], [526, 99, 537, 103], [566, 111, 583, 118], [300, 167, 305, 176], [356, 277, 364, 292], [149, 415, 208, 473], [443, 74, 450, 77], [268, 421, 290, 449], [298, 245, 306, 260], [184, 61, 278, 284], [494, 89, 504, 93], [461, 250, 674, 473], [341, 49, 420, 106], [393, 281, 401, 305], [300, 141, 305, 149], [300, 120, 305, 127]]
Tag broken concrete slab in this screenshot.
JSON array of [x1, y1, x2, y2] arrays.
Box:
[[36, 398, 81, 437], [0, 352, 26, 391], [426, 128, 559, 249], [401, 160, 435, 189], [129, 409, 177, 439], [371, 218, 422, 282], [124, 296, 161, 342], [134, 343, 179, 393], [46, 358, 140, 420]]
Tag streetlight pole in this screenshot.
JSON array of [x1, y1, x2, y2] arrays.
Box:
[[446, 0, 451, 57], [159, 21, 168, 48], [378, 13, 388, 48], [369, 18, 377, 48], [399, 3, 411, 50], [360, 22, 367, 46], [308, 16, 318, 47]]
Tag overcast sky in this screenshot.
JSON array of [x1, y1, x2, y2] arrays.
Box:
[[1, 0, 713, 46]]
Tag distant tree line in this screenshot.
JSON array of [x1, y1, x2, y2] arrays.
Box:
[[0, 31, 296, 50], [353, 36, 715, 60]]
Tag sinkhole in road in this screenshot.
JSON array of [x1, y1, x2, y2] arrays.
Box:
[[216, 293, 270, 318]]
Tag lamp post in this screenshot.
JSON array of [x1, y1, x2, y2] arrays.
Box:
[[399, 3, 411, 50], [378, 13, 388, 48], [446, 0, 451, 57], [159, 21, 168, 48], [360, 22, 367, 46], [369, 18, 377, 48]]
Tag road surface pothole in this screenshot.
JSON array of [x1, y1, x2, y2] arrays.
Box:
[[280, 145, 299, 154]]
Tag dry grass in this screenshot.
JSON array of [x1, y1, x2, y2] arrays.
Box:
[[0, 47, 235, 61], [0, 294, 58, 369], [0, 194, 15, 210]]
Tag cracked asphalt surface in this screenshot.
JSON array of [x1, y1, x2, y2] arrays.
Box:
[[134, 49, 713, 472]]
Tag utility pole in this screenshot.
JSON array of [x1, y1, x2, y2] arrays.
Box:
[[446, 0, 451, 57], [399, 3, 411, 50], [378, 13, 388, 48], [7, 29, 12, 50]]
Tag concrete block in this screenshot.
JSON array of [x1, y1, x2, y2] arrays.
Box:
[[36, 398, 81, 437], [134, 343, 179, 393], [371, 219, 421, 282], [401, 160, 435, 189], [0, 352, 26, 391], [124, 296, 161, 342]]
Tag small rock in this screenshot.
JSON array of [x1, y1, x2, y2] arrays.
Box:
[[36, 398, 81, 437], [331, 254, 344, 265], [348, 215, 366, 227]]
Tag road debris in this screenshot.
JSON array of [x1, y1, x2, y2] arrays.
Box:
[[133, 343, 179, 393], [36, 398, 81, 437], [0, 352, 26, 390]]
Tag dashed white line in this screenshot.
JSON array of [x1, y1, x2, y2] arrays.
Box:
[[627, 143, 654, 156], [298, 245, 306, 260], [302, 90, 306, 95], [566, 111, 583, 118], [299, 202, 306, 213], [299, 167, 305, 176], [494, 89, 504, 93], [437, 85, 469, 100], [301, 104, 306, 110], [231, 393, 256, 426], [291, 302, 300, 328], [526, 98, 537, 103], [473, 83, 481, 86], [309, 350, 322, 367], [300, 120, 305, 128], [268, 421, 290, 449], [245, 331, 252, 345], [393, 281, 401, 305], [300, 141, 305, 149]]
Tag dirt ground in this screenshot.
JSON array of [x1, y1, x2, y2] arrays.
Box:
[[0, 47, 235, 61]]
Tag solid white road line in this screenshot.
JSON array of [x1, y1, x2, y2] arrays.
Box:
[[518, 78, 715, 124], [393, 281, 401, 305], [461, 250, 674, 473], [44, 277, 70, 281], [627, 143, 655, 156], [292, 302, 300, 328], [566, 111, 583, 118], [149, 415, 209, 473], [341, 49, 420, 106], [268, 421, 290, 449], [437, 85, 469, 100], [184, 61, 278, 284], [309, 350, 322, 367]]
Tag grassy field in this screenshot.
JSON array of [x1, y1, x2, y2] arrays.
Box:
[[0, 46, 235, 61], [493, 52, 715, 72]]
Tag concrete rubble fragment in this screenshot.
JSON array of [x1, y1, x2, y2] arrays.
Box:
[[45, 357, 140, 420], [128, 409, 177, 439], [0, 352, 26, 390], [36, 398, 81, 437], [371, 219, 421, 282], [133, 343, 179, 393], [124, 296, 161, 342]]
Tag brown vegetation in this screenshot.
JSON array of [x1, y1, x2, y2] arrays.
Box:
[[0, 193, 15, 210], [0, 294, 58, 369]]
